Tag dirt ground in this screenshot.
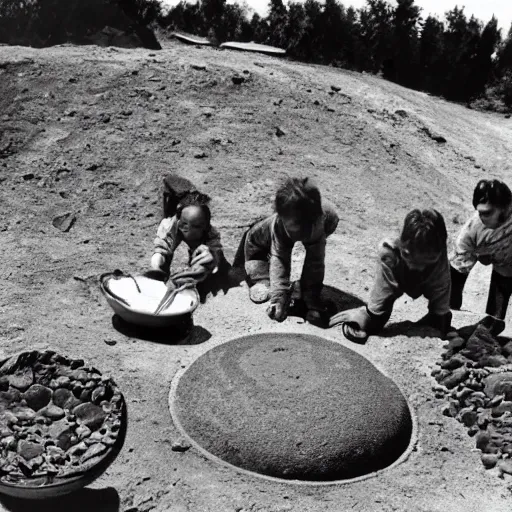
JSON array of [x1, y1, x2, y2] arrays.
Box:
[[1, 40, 512, 511]]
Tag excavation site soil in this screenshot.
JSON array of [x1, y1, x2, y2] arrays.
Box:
[[1, 40, 512, 511]]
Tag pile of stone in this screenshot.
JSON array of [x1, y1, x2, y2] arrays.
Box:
[[432, 325, 512, 476], [0, 350, 124, 483]]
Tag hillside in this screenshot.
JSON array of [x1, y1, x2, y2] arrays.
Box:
[[1, 41, 512, 511]]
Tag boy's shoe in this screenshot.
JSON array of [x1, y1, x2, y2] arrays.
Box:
[[342, 323, 369, 344], [249, 281, 271, 304]]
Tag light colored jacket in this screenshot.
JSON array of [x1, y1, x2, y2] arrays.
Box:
[[368, 238, 451, 317], [451, 211, 512, 277], [153, 216, 224, 277], [245, 201, 339, 308]]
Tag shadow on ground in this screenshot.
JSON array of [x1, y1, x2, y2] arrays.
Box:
[[379, 320, 441, 339], [0, 487, 119, 512], [112, 315, 212, 345], [288, 285, 365, 329]]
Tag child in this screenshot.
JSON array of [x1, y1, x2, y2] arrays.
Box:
[[450, 179, 512, 336], [150, 189, 225, 288], [329, 209, 452, 342], [238, 177, 339, 324]]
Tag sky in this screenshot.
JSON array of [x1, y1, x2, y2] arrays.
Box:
[[161, 0, 512, 33]]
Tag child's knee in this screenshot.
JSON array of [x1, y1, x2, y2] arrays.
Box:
[[245, 260, 270, 282]]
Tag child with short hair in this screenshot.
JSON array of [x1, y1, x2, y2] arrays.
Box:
[[330, 209, 452, 342], [238, 177, 339, 324], [150, 185, 225, 287], [450, 179, 512, 336]]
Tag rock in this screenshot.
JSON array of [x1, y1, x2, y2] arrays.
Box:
[[489, 394, 504, 407], [11, 407, 37, 422], [231, 75, 245, 85], [91, 386, 106, 404], [484, 373, 512, 400], [80, 442, 107, 463], [458, 407, 477, 427], [275, 126, 286, 137], [53, 388, 80, 409], [23, 384, 52, 411], [502, 341, 512, 357], [462, 325, 502, 362], [40, 404, 65, 421], [68, 441, 88, 457], [171, 438, 191, 452], [441, 354, 469, 370], [493, 401, 512, 415], [76, 424, 92, 440], [481, 453, 499, 469], [47, 419, 74, 450], [395, 109, 408, 118], [22, 173, 35, 180], [9, 367, 34, 391], [466, 391, 487, 408], [17, 440, 43, 460], [442, 401, 459, 417], [73, 403, 107, 431], [194, 152, 207, 159], [0, 388, 22, 405], [0, 376, 9, 391], [440, 367, 470, 389], [52, 212, 76, 232], [480, 354, 508, 367], [476, 430, 491, 450], [104, 339, 117, 346], [448, 337, 465, 350], [421, 126, 446, 143], [191, 64, 206, 71], [80, 389, 92, 402], [498, 459, 512, 477]]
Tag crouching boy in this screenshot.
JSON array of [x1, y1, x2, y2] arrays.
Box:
[[329, 209, 452, 342], [238, 177, 339, 325]]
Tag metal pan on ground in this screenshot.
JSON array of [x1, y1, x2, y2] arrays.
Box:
[[220, 42, 286, 56], [100, 272, 200, 328], [171, 32, 213, 46], [0, 350, 127, 499]]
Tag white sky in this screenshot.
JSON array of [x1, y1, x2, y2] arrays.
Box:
[[161, 0, 512, 33]]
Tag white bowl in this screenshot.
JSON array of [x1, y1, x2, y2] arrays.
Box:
[[100, 274, 200, 328]]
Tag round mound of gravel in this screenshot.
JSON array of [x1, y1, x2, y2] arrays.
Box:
[[171, 333, 413, 481]]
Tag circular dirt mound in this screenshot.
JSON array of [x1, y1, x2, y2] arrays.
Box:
[[171, 333, 413, 481]]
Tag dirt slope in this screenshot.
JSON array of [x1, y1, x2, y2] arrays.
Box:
[[1, 41, 512, 512]]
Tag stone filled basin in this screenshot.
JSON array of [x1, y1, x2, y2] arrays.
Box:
[[170, 333, 414, 482], [0, 351, 126, 499]]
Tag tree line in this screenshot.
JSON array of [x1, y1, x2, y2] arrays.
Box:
[[162, 0, 512, 111], [0, 0, 511, 111]]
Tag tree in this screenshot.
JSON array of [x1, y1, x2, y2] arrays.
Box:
[[386, 0, 421, 86], [468, 16, 501, 97], [267, 0, 288, 48], [318, 0, 345, 64], [358, 0, 394, 74], [419, 15, 446, 94]]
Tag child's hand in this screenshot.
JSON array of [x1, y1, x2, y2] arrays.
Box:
[[151, 253, 166, 270], [267, 301, 288, 322], [190, 244, 215, 269]]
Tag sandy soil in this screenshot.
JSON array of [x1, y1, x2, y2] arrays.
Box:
[[1, 40, 512, 511]]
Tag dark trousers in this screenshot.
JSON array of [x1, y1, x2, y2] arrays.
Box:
[[486, 270, 512, 320]]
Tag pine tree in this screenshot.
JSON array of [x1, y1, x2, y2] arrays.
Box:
[[358, 0, 394, 74], [419, 15, 446, 94], [387, 0, 421, 86], [267, 0, 288, 48]]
